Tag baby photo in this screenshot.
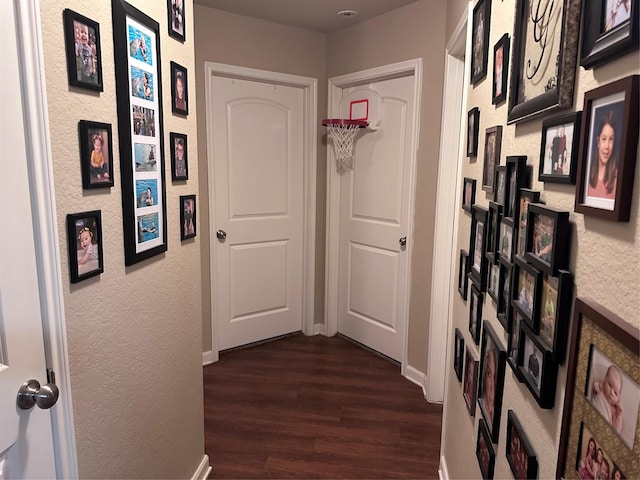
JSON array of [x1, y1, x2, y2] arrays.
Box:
[[66, 211, 103, 284], [539, 275, 558, 348], [80, 122, 113, 187], [586, 346, 640, 449], [577, 423, 626, 480]]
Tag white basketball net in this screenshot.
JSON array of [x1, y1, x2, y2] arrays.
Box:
[[326, 123, 360, 173]]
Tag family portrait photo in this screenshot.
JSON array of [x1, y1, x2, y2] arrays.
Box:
[[577, 423, 626, 480], [540, 112, 581, 184], [506, 411, 537, 480]]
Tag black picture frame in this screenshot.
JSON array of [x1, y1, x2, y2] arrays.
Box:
[[524, 203, 570, 275], [467, 107, 480, 157], [471, 0, 492, 86], [512, 255, 542, 331], [476, 418, 496, 479], [478, 321, 507, 443], [515, 188, 541, 257], [66, 210, 104, 283], [180, 195, 196, 240], [517, 323, 558, 409], [63, 9, 104, 92], [483, 126, 502, 192], [507, 308, 524, 380], [507, 0, 580, 124], [580, 0, 639, 69], [493, 165, 507, 205], [492, 33, 509, 105], [112, 0, 168, 266], [503, 155, 528, 222], [462, 177, 476, 213], [497, 261, 513, 333], [167, 0, 186, 42], [539, 112, 582, 184], [470, 205, 489, 291], [506, 410, 539, 479], [463, 346, 479, 417], [78, 120, 114, 188], [170, 132, 188, 181], [539, 270, 573, 364], [454, 328, 465, 382], [458, 249, 470, 301], [486, 201, 502, 265], [498, 216, 514, 265], [574, 75, 639, 222], [469, 281, 483, 346], [487, 262, 501, 305], [171, 61, 189, 115]]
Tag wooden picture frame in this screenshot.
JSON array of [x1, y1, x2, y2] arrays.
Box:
[[78, 120, 114, 188], [539, 270, 573, 364], [483, 126, 502, 192], [167, 0, 185, 42], [515, 189, 541, 257], [512, 255, 542, 331], [539, 112, 582, 184], [180, 195, 196, 240], [63, 9, 104, 92], [470, 205, 489, 291], [497, 261, 513, 333], [557, 298, 640, 479], [486, 201, 502, 265], [524, 203, 570, 275], [506, 410, 539, 479], [518, 323, 558, 409], [170, 132, 188, 181], [467, 107, 480, 157], [477, 419, 496, 480], [580, 0, 639, 69], [454, 328, 465, 382], [574, 75, 639, 222], [469, 281, 483, 346], [492, 34, 509, 105], [463, 346, 479, 417], [112, 0, 168, 266], [170, 61, 188, 115], [478, 321, 507, 443], [471, 0, 492, 86], [493, 165, 507, 205], [458, 249, 470, 301], [66, 210, 104, 283], [507, 0, 580, 124], [462, 177, 476, 213]]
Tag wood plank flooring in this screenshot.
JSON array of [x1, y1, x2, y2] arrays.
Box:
[[204, 333, 443, 478]]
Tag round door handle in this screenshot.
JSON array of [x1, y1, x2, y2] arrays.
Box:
[[216, 229, 227, 241], [17, 379, 59, 410], [399, 236, 407, 247]]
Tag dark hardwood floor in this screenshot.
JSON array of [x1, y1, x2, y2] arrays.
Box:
[[204, 333, 443, 479]]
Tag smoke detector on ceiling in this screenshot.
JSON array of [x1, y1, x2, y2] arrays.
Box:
[[337, 9, 358, 18]]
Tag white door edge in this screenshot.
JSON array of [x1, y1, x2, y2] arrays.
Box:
[[14, 0, 78, 477], [325, 58, 423, 375], [204, 62, 317, 361]]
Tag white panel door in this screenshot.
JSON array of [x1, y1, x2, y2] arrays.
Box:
[[337, 75, 415, 361], [211, 77, 304, 350]]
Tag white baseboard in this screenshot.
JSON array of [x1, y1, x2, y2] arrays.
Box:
[[313, 323, 326, 335], [202, 351, 214, 366], [191, 454, 212, 480], [439, 455, 449, 480], [403, 365, 427, 397]]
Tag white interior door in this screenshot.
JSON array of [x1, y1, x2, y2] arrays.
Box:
[[211, 76, 305, 350], [337, 74, 416, 361]]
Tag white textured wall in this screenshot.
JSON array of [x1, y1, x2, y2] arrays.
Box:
[[441, 0, 640, 478], [40, 1, 205, 477]]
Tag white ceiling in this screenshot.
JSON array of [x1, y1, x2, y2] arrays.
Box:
[[194, 0, 420, 33]]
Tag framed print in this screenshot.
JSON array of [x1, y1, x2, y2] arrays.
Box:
[[171, 61, 188, 115], [492, 34, 509, 105], [167, 0, 185, 42], [507, 0, 580, 124], [506, 410, 539, 479], [112, 0, 167, 266], [556, 298, 639, 479], [486, 202, 502, 264], [507, 309, 524, 379], [581, 0, 639, 69], [518, 323, 558, 408], [462, 177, 476, 213], [78, 120, 114, 188], [458, 249, 470, 301], [464, 346, 479, 417], [493, 166, 506, 206], [476, 419, 496, 479], [170, 132, 188, 181], [467, 107, 480, 157], [469, 281, 483, 346], [515, 189, 541, 256], [574, 76, 639, 222], [512, 255, 542, 330], [478, 321, 507, 443], [180, 195, 196, 240], [471, 0, 492, 85], [454, 328, 465, 382], [539, 270, 573, 363], [487, 263, 500, 304], [503, 156, 528, 221], [524, 203, 570, 275], [498, 216, 514, 264], [575, 422, 629, 480], [470, 205, 489, 290], [66, 210, 104, 283], [482, 126, 502, 192], [63, 9, 103, 91], [497, 261, 513, 332], [539, 112, 582, 184]]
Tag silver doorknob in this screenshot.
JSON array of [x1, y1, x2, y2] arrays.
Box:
[[216, 229, 227, 241], [17, 379, 59, 410], [399, 236, 407, 247]]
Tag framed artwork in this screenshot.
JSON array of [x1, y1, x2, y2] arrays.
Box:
[[471, 0, 492, 85], [574, 75, 639, 222], [470, 205, 489, 290], [463, 346, 479, 417], [63, 9, 103, 91], [171, 61, 188, 115], [167, 0, 185, 42], [469, 281, 483, 346], [518, 323, 558, 408], [503, 156, 528, 222], [506, 410, 539, 479], [581, 0, 639, 69], [507, 309, 524, 379], [486, 201, 502, 264], [492, 34, 509, 105], [462, 177, 476, 213], [476, 419, 496, 480], [170, 132, 188, 181], [66, 210, 104, 283], [512, 255, 542, 331], [539, 270, 573, 363], [458, 249, 470, 301], [467, 107, 480, 157], [498, 216, 514, 264], [556, 298, 640, 479], [478, 321, 506, 443], [515, 189, 541, 256], [493, 165, 507, 205], [539, 112, 582, 184], [454, 328, 465, 382], [180, 195, 196, 240], [524, 203, 570, 275], [78, 120, 114, 188], [482, 126, 502, 192], [487, 263, 500, 304], [497, 261, 512, 332], [507, 0, 580, 124], [112, 0, 168, 266]]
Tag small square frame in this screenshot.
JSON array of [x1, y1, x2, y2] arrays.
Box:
[[78, 120, 114, 188], [180, 195, 196, 240], [170, 61, 189, 115], [492, 33, 509, 105], [524, 203, 570, 275], [478, 321, 507, 443], [506, 410, 539, 479], [458, 249, 470, 301], [471, 0, 492, 86], [66, 210, 104, 283], [463, 346, 479, 417], [467, 107, 480, 157], [483, 126, 502, 192], [462, 177, 476, 213], [469, 281, 483, 346], [539, 112, 582, 184], [167, 0, 186, 42], [454, 328, 465, 382], [170, 132, 188, 181], [512, 255, 542, 331], [517, 323, 558, 409], [63, 9, 104, 92], [476, 418, 496, 480]]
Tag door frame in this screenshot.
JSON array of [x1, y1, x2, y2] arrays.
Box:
[[204, 62, 318, 361], [10, 0, 78, 477], [324, 58, 423, 374]]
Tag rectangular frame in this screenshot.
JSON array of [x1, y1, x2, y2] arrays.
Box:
[[471, 0, 492, 85], [467, 107, 480, 157], [506, 410, 539, 479], [539, 270, 573, 364], [66, 210, 104, 283], [180, 194, 196, 240], [524, 203, 570, 275], [167, 0, 186, 42], [507, 308, 524, 381], [483, 126, 502, 192], [486, 201, 502, 265], [462, 177, 476, 213], [493, 165, 507, 205], [63, 9, 104, 92], [497, 261, 512, 332], [463, 346, 479, 417], [469, 281, 483, 346], [170, 132, 188, 181], [512, 255, 542, 331], [515, 188, 541, 257], [518, 323, 558, 409], [78, 120, 114, 188], [487, 262, 500, 305], [170, 61, 189, 116], [492, 33, 509, 105], [113, 0, 168, 266], [458, 249, 470, 301], [498, 216, 514, 264], [470, 205, 489, 291], [478, 321, 507, 443], [539, 111, 582, 184], [574, 75, 639, 222], [503, 156, 528, 222], [454, 328, 465, 383], [476, 418, 496, 480]]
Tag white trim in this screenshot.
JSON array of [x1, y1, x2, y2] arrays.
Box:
[[191, 454, 212, 480], [403, 365, 427, 398], [325, 59, 422, 375], [205, 63, 317, 360], [14, 1, 78, 478], [202, 351, 214, 366], [438, 455, 450, 480], [313, 323, 325, 336]]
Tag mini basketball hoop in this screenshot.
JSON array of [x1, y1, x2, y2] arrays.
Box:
[[322, 118, 368, 172]]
